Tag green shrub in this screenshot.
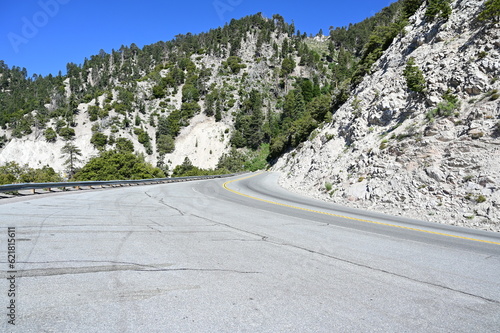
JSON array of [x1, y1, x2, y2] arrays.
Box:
[[152, 85, 165, 99], [425, 0, 452, 21], [425, 109, 437, 122], [19, 165, 62, 183], [0, 161, 61, 185], [477, 51, 488, 59], [58, 127, 75, 141], [115, 138, 134, 153], [426, 91, 460, 121], [290, 114, 319, 147], [325, 182, 333, 191], [134, 128, 152, 154], [352, 19, 408, 86], [478, 0, 500, 22], [74, 150, 164, 181], [156, 134, 175, 154], [113, 103, 128, 115], [476, 195, 487, 203], [172, 157, 229, 177], [217, 147, 247, 173], [98, 109, 109, 119], [88, 105, 100, 121], [280, 57, 296, 77], [44, 127, 57, 142], [488, 89, 500, 101], [90, 132, 108, 150], [463, 175, 474, 182], [403, 0, 425, 19], [135, 115, 142, 126], [246, 144, 270, 172], [403, 57, 426, 93], [223, 56, 247, 74]]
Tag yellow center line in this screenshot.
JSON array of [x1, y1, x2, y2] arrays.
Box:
[[223, 172, 500, 246]]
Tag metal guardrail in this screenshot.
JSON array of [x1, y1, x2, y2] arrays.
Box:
[[0, 173, 245, 194]]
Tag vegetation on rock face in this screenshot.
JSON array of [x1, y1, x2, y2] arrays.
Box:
[[223, 56, 247, 74], [44, 127, 57, 142], [115, 137, 135, 153], [403, 57, 426, 93], [330, 0, 424, 98], [425, 0, 453, 21], [58, 127, 76, 141], [90, 132, 108, 150], [478, 0, 500, 22], [426, 90, 460, 121], [156, 134, 175, 154], [133, 127, 153, 154]]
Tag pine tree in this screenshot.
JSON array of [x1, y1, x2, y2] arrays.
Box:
[[425, 0, 452, 21], [280, 57, 296, 77], [403, 0, 424, 19], [61, 142, 82, 178], [403, 57, 426, 93], [478, 0, 500, 22]]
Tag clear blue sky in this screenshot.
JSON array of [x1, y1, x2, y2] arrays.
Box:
[[1, 0, 396, 77]]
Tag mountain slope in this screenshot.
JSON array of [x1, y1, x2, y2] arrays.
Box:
[[274, 0, 500, 231], [0, 14, 331, 175]]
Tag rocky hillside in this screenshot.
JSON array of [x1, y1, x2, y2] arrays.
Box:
[[274, 0, 500, 231], [0, 13, 332, 176], [2, 1, 426, 180]]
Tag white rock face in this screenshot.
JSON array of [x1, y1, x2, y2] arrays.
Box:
[[162, 114, 231, 170], [0, 113, 98, 177], [274, 0, 500, 231]]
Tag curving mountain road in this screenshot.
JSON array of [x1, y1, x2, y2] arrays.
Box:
[[1, 172, 499, 332]]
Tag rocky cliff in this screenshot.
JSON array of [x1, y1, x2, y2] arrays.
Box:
[[274, 0, 500, 231]]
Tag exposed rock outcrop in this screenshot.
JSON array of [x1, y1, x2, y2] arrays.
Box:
[[274, 0, 500, 231]]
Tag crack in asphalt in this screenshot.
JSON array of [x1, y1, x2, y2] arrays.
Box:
[[210, 239, 263, 242], [20, 259, 168, 267], [4, 260, 260, 278], [280, 242, 500, 305], [147, 225, 162, 233], [144, 190, 186, 216], [159, 199, 186, 216], [190, 213, 500, 305], [190, 214, 269, 241]]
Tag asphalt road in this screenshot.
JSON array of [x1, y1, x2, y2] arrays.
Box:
[[0, 171, 499, 332]]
